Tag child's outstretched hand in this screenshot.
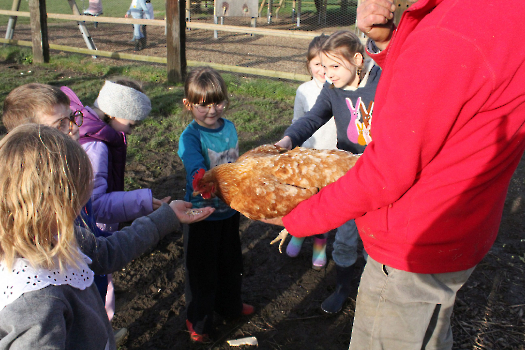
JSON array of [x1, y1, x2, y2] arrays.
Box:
[[153, 196, 171, 210], [275, 136, 293, 150], [169, 200, 215, 224]]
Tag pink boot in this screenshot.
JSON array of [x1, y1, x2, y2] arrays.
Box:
[[84, 0, 103, 16], [312, 237, 327, 270]]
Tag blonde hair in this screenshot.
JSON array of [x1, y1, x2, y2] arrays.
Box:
[[2, 83, 70, 132], [184, 66, 229, 106], [321, 30, 366, 82], [0, 124, 93, 271]]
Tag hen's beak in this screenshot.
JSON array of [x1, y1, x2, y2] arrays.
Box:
[[192, 191, 214, 199]]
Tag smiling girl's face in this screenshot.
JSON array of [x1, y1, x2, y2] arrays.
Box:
[[321, 51, 363, 89], [309, 54, 326, 83], [184, 99, 227, 129]]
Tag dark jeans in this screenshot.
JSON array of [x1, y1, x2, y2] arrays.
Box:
[[184, 212, 243, 334]]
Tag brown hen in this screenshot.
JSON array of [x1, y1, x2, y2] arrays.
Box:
[[192, 144, 360, 220]]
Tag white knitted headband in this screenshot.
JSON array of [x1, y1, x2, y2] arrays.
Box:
[[94, 80, 152, 121]]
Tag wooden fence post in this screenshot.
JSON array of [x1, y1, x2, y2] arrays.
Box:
[[393, 0, 411, 26], [166, 0, 187, 83], [67, 0, 98, 54], [28, 0, 49, 63], [4, 0, 22, 43]]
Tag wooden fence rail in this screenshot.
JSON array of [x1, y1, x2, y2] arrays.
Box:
[[0, 10, 321, 39], [0, 7, 317, 81]]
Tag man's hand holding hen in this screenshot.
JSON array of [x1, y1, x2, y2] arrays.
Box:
[[357, 0, 396, 50], [260, 217, 284, 227]]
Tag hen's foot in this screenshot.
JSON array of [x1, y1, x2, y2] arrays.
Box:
[[270, 228, 289, 253]]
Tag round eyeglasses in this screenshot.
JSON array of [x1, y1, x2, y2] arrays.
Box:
[[57, 110, 83, 134], [192, 101, 227, 114]]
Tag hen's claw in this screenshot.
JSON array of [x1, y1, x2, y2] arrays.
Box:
[[270, 228, 289, 253]]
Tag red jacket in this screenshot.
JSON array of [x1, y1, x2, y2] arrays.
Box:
[[283, 0, 525, 273]]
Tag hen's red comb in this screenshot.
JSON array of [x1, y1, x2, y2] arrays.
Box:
[[192, 168, 205, 190]]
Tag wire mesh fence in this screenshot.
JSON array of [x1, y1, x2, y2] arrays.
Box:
[[0, 0, 359, 81]]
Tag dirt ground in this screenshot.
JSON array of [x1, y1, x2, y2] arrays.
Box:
[[2, 19, 525, 350]]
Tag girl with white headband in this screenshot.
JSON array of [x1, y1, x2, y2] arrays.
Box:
[[60, 78, 170, 324]]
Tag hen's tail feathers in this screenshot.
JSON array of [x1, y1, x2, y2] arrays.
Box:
[[270, 228, 289, 253], [191, 169, 206, 195]]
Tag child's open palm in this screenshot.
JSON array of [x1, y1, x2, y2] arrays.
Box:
[[169, 200, 215, 224]]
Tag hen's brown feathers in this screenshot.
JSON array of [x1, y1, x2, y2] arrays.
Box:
[[195, 144, 360, 220]]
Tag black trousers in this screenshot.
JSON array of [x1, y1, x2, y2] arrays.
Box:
[[183, 212, 243, 334]]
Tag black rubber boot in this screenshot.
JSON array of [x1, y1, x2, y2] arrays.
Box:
[[134, 39, 140, 51], [142, 25, 147, 43], [139, 36, 147, 50], [321, 264, 356, 314]]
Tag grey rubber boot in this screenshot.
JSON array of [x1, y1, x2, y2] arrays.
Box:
[[139, 36, 147, 50], [321, 264, 356, 314]]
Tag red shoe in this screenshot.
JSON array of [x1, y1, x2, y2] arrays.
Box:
[[186, 319, 210, 343], [241, 303, 255, 316]]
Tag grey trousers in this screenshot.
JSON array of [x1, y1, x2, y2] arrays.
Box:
[[349, 256, 475, 350]]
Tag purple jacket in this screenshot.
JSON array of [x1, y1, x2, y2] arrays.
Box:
[[61, 86, 153, 230]]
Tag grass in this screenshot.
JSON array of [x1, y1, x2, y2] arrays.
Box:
[[0, 46, 298, 188]]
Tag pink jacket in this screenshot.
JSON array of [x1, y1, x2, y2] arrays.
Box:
[[283, 0, 525, 273]]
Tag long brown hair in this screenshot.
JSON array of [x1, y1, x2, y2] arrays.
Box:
[[306, 34, 329, 76], [0, 124, 93, 271]]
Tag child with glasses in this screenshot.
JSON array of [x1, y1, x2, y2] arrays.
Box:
[[2, 83, 83, 141], [178, 66, 254, 343], [60, 79, 170, 321]]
